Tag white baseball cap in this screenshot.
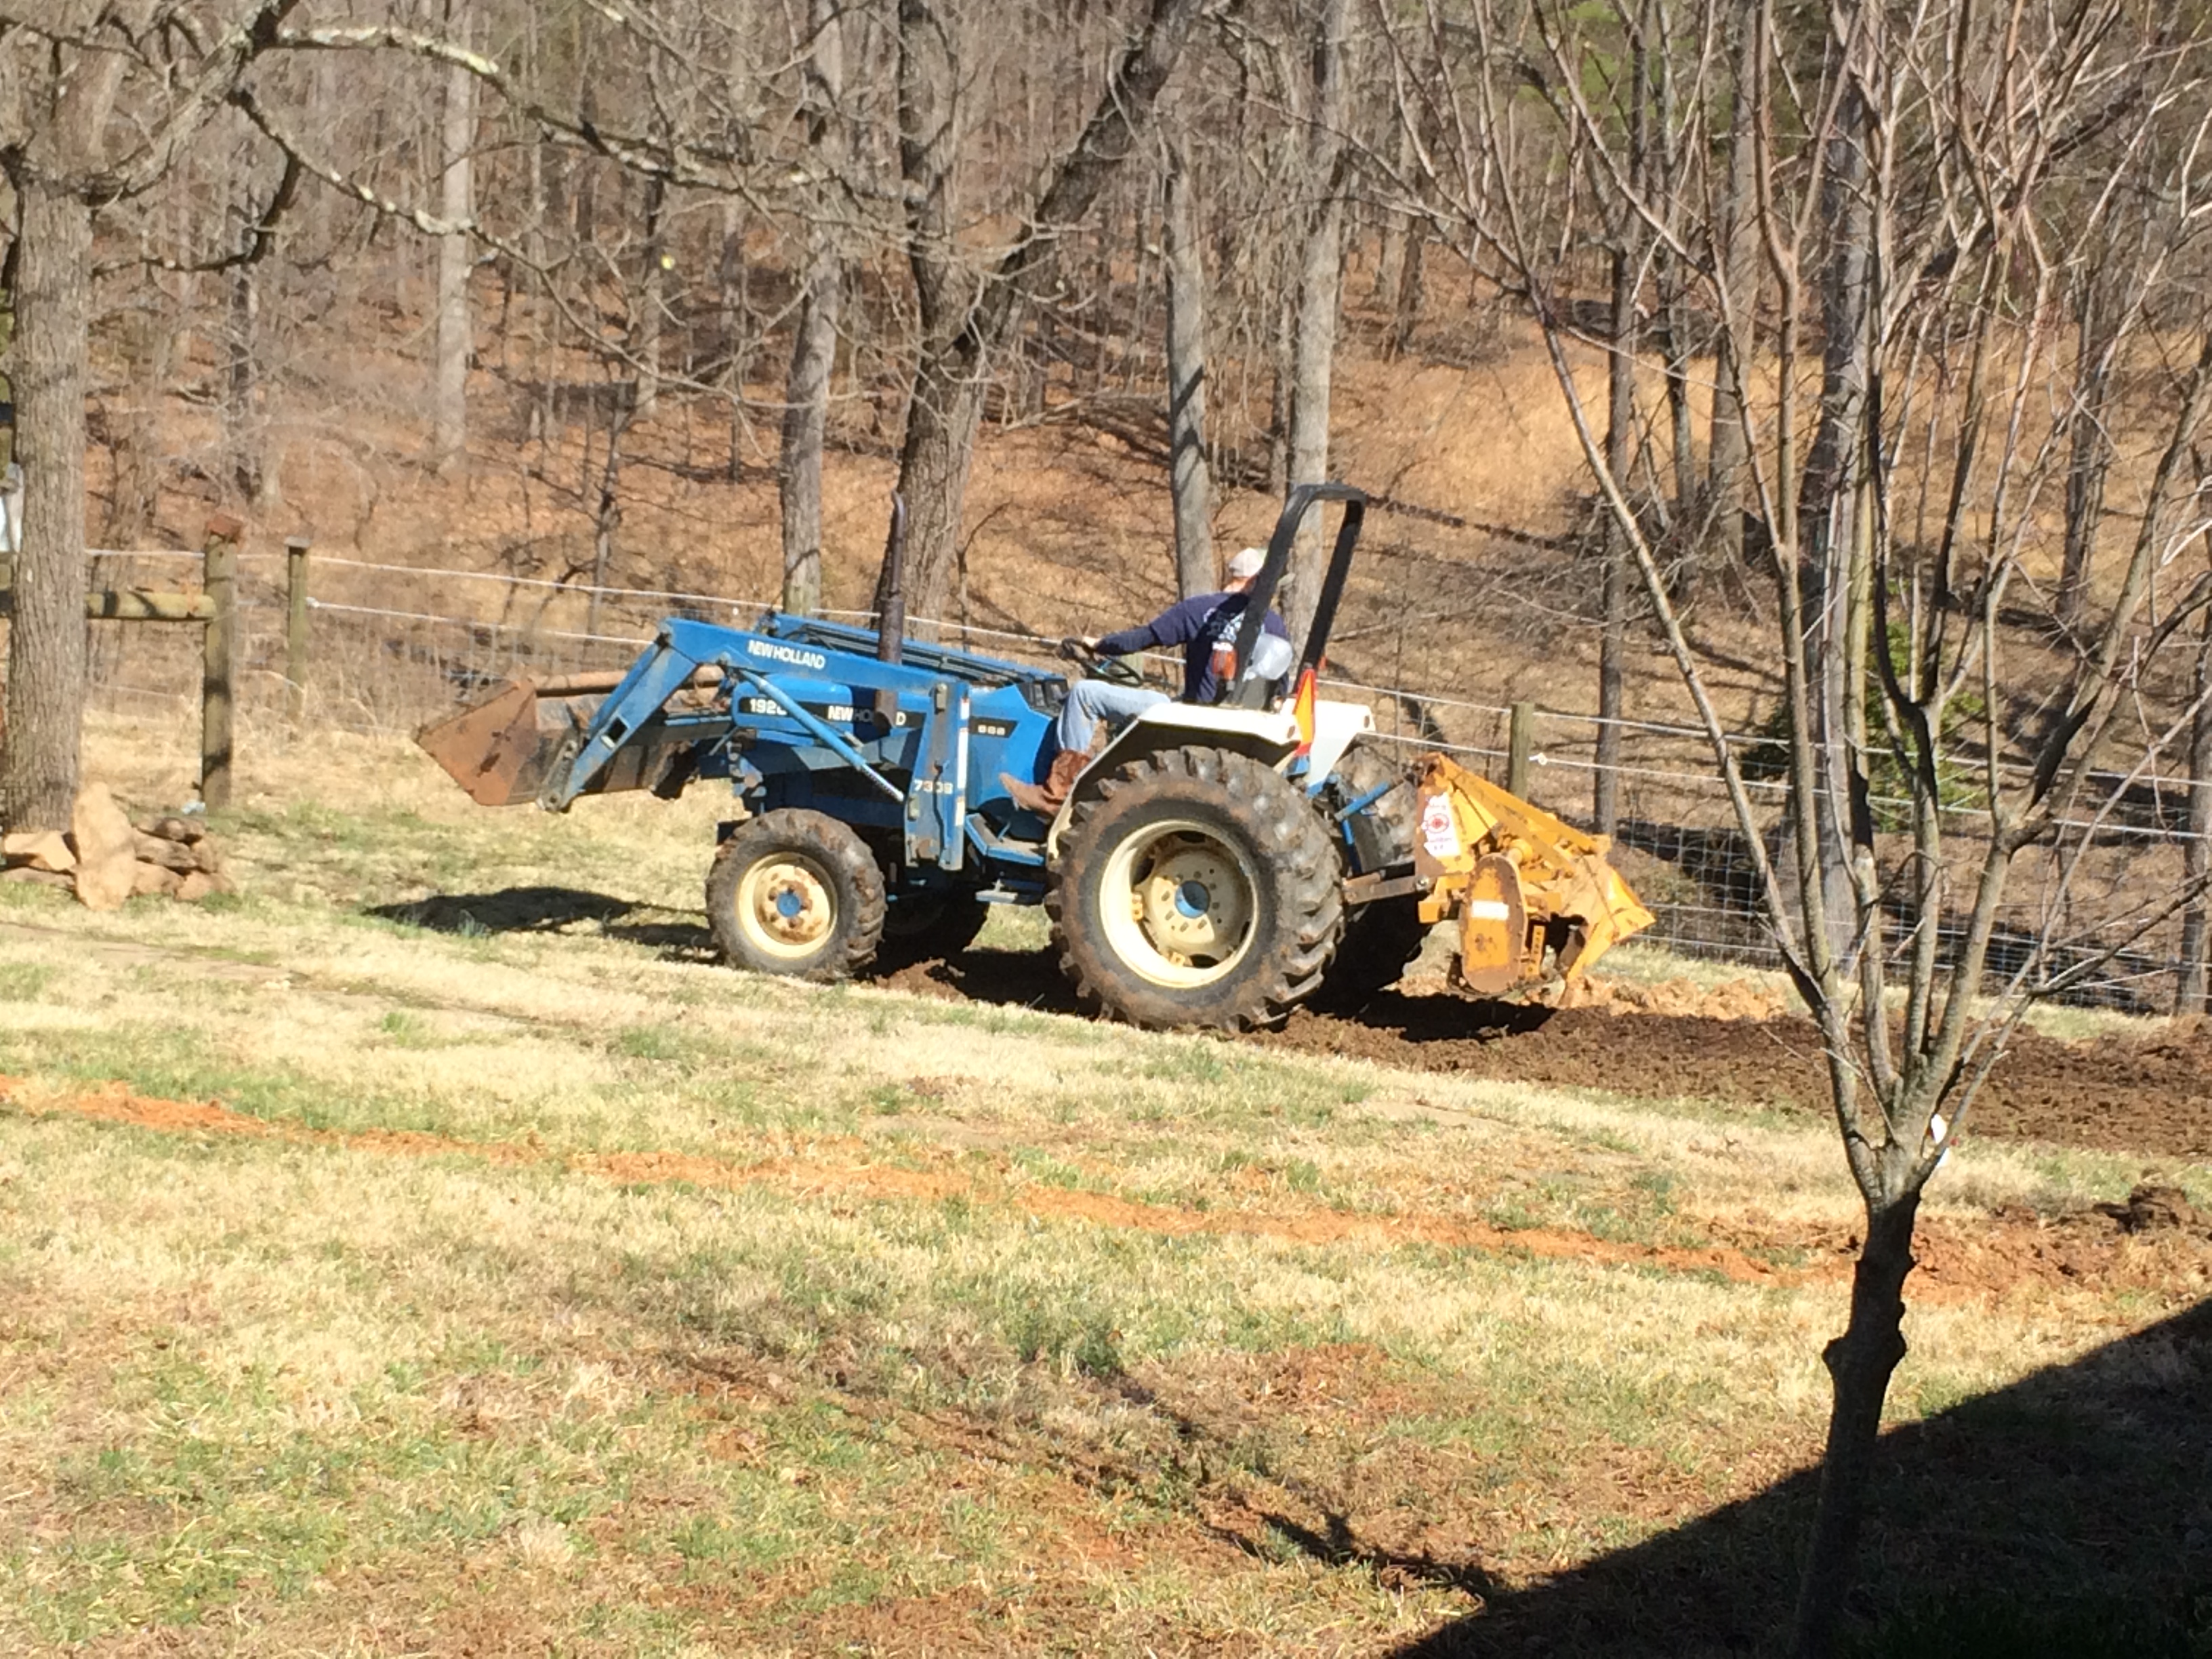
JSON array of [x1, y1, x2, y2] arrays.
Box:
[[1225, 546, 1267, 581]]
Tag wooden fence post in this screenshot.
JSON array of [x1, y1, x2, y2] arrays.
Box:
[[201, 514, 242, 808], [1508, 701, 1534, 798], [285, 535, 311, 724]]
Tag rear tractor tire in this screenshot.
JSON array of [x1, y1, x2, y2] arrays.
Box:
[[1048, 746, 1341, 1030], [706, 809, 886, 982], [1319, 739, 1433, 1006]]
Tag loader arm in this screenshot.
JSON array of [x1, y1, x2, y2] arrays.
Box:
[[540, 638, 724, 810]]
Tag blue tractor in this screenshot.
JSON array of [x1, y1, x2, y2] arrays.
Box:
[[418, 486, 1437, 1029]]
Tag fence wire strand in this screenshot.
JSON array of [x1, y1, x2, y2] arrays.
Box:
[[76, 551, 2211, 1012]]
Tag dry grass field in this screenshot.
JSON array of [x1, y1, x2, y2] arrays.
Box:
[[1, 714, 2207, 1656]]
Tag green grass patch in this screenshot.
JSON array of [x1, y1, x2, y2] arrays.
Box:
[[0, 962, 52, 1001]]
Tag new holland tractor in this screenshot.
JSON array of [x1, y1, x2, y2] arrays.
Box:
[[417, 485, 1652, 1029]]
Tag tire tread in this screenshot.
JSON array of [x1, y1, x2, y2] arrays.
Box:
[[1047, 746, 1341, 1030], [705, 808, 887, 982]]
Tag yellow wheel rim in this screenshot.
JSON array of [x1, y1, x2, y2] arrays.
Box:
[[733, 855, 838, 960], [1097, 819, 1258, 989]]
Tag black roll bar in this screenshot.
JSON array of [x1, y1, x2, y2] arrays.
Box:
[[1224, 482, 1367, 704]]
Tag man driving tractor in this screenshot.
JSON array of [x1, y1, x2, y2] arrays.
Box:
[[1000, 546, 1291, 815]]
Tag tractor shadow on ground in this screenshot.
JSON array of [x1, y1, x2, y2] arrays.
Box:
[[1386, 1296, 2212, 1658], [365, 887, 716, 956], [362, 887, 1063, 999], [1299, 985, 1557, 1040], [864, 946, 1087, 1015]]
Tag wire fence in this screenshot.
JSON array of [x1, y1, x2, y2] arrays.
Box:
[[75, 548, 2210, 1015]]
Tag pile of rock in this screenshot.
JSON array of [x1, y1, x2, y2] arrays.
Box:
[[1, 783, 232, 911]]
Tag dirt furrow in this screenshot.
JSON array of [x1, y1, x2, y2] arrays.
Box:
[[10, 1074, 2207, 1303]]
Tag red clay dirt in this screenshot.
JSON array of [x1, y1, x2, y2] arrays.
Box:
[[9, 1073, 2208, 1305], [0, 1073, 1795, 1287]]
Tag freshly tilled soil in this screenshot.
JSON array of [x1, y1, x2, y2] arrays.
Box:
[[869, 949, 2212, 1160], [1262, 994, 2212, 1160]]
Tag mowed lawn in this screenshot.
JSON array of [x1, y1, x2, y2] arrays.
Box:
[[0, 716, 2205, 1655]]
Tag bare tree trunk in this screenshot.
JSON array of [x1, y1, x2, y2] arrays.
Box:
[[105, 301, 170, 547], [3, 33, 127, 832], [2180, 598, 2212, 1013], [1391, 226, 1425, 359], [634, 176, 667, 424], [1705, 0, 1759, 565], [1286, 0, 1348, 648], [1797, 61, 1875, 977], [225, 154, 266, 503], [225, 264, 262, 501], [1652, 11, 1696, 577], [2058, 276, 2112, 631], [433, 13, 476, 472], [777, 275, 835, 615], [1793, 1179, 1921, 1658], [586, 411, 630, 640], [881, 0, 970, 630], [1595, 11, 1650, 836], [1373, 110, 1414, 310], [881, 0, 1203, 619], [1267, 278, 1294, 490], [3, 178, 96, 832], [721, 194, 754, 480], [1164, 138, 1214, 599], [1661, 265, 1694, 534], [1790, 45, 1890, 1659], [1595, 239, 1636, 836], [779, 0, 844, 616]]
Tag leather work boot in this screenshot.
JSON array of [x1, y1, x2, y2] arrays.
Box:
[[1000, 746, 1090, 816]]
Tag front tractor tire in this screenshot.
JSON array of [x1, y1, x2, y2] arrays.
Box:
[[706, 809, 886, 982], [1048, 747, 1341, 1030]]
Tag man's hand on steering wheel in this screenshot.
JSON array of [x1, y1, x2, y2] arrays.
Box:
[[1059, 636, 1146, 687]]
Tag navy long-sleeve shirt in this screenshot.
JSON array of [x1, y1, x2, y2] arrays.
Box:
[[1096, 590, 1290, 704]]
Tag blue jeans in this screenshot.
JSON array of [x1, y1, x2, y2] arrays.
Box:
[[1060, 679, 1167, 754]]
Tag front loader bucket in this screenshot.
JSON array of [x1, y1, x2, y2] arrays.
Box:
[[416, 678, 573, 807], [416, 666, 727, 808]]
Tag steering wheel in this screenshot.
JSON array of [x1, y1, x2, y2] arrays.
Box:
[[1059, 636, 1147, 688]]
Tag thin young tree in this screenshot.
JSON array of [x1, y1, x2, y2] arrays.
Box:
[[1383, 0, 2212, 1649]]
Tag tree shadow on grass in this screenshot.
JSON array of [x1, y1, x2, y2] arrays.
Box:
[[1218, 1505, 1501, 1602], [1391, 1296, 2212, 1658], [361, 886, 1054, 998], [365, 887, 714, 956]]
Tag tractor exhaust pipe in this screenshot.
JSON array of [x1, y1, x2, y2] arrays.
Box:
[[876, 491, 907, 668], [874, 492, 907, 722]]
